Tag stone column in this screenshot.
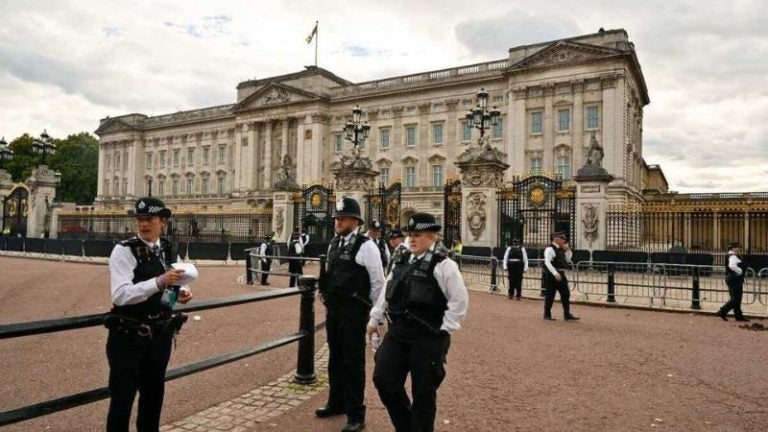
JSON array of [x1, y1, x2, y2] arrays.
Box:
[[573, 138, 614, 252], [233, 124, 243, 194], [0, 169, 13, 226], [542, 84, 555, 172], [296, 117, 307, 186], [572, 80, 585, 168], [510, 88, 527, 176], [455, 145, 510, 251], [272, 190, 299, 243], [264, 120, 273, 189], [26, 165, 59, 238], [281, 119, 289, 160], [332, 155, 378, 223]]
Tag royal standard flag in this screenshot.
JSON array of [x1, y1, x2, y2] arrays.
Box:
[[306, 22, 317, 44]]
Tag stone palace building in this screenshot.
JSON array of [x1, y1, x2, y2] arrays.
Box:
[[94, 28, 656, 223]]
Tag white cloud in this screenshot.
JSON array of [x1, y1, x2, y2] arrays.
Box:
[[0, 0, 766, 192]]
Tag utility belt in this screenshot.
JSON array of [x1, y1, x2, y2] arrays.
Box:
[[386, 309, 442, 336], [104, 311, 188, 339], [507, 259, 524, 263]]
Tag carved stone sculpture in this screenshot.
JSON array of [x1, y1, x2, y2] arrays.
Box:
[[466, 191, 487, 241], [582, 203, 599, 246]]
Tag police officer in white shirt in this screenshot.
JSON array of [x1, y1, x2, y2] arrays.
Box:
[[503, 239, 529, 300], [368, 212, 468, 432], [106, 197, 193, 432], [366, 220, 391, 269], [288, 232, 304, 287], [542, 231, 579, 321], [386, 228, 407, 275], [718, 241, 750, 322], [258, 234, 274, 285], [315, 197, 385, 432]]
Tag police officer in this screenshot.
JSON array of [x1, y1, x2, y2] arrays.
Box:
[[106, 197, 193, 432], [366, 220, 391, 270], [368, 213, 469, 432], [316, 197, 385, 432], [299, 230, 310, 250], [258, 234, 274, 286], [502, 239, 528, 300], [718, 241, 750, 322], [386, 228, 407, 275], [542, 231, 579, 321], [288, 232, 304, 287]]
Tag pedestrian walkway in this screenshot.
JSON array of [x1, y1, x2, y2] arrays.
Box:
[[160, 345, 330, 432]]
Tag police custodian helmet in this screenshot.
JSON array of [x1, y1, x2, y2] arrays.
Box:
[[406, 213, 441, 233], [132, 197, 172, 218], [333, 196, 364, 222]]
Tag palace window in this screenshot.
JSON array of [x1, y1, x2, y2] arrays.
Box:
[[146, 153, 153, 169], [160, 151, 166, 168], [405, 167, 416, 188], [406, 125, 417, 147], [530, 157, 542, 174], [558, 109, 570, 132], [218, 177, 226, 195], [172, 178, 179, 197], [493, 119, 503, 139], [203, 146, 210, 165], [122, 178, 127, 196], [461, 120, 472, 142], [380, 128, 390, 150], [187, 177, 194, 195], [432, 165, 443, 187], [334, 134, 342, 153], [146, 179, 152, 196], [187, 148, 195, 165], [173, 149, 180, 167], [531, 112, 543, 134], [380, 167, 389, 185], [586, 106, 600, 130], [432, 123, 443, 145], [105, 155, 111, 171], [158, 179, 165, 197], [218, 145, 226, 165], [202, 177, 210, 195], [115, 154, 121, 171], [123, 153, 128, 171], [556, 156, 571, 180]]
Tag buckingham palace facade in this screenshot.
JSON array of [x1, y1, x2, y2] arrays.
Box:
[[94, 28, 651, 220]]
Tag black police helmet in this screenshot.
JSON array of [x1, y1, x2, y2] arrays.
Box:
[[406, 213, 441, 233], [389, 228, 405, 239], [333, 197, 363, 223], [132, 197, 171, 219], [727, 241, 741, 250]]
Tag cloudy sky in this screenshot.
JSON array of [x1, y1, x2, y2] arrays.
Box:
[[0, 0, 766, 192]]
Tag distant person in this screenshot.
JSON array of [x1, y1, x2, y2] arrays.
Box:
[[385, 228, 407, 275], [451, 236, 463, 269], [258, 234, 274, 286], [503, 239, 528, 300], [542, 231, 579, 321], [288, 232, 304, 287], [365, 220, 390, 269], [718, 241, 750, 322]]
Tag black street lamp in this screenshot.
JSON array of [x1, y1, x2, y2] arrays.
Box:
[[32, 129, 56, 164], [343, 105, 371, 155], [0, 137, 13, 169], [465, 88, 501, 144]]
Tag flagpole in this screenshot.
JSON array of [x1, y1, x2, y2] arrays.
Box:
[[314, 20, 318, 67]]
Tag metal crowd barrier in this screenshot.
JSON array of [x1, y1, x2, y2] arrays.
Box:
[[452, 254, 499, 292], [0, 278, 321, 426], [244, 250, 325, 286]]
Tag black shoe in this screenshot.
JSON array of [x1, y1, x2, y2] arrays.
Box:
[[341, 421, 365, 432], [516, 296, 522, 301], [564, 314, 581, 321], [735, 317, 750, 322], [507, 295, 513, 299], [544, 315, 556, 321], [717, 311, 728, 321], [315, 406, 345, 418]]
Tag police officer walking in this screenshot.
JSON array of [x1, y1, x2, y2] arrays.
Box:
[[258, 234, 274, 286], [316, 197, 385, 432], [288, 232, 304, 287], [368, 213, 469, 432], [718, 241, 750, 322], [386, 228, 407, 275], [542, 231, 579, 321], [502, 239, 528, 300], [106, 197, 194, 432], [366, 220, 391, 270]]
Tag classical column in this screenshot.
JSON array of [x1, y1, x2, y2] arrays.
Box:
[[510, 87, 527, 175], [264, 120, 273, 189], [281, 118, 289, 159], [296, 116, 307, 186], [249, 122, 259, 190], [233, 124, 243, 194], [601, 74, 620, 178], [96, 142, 106, 199], [542, 84, 555, 172], [713, 212, 720, 250], [309, 113, 329, 182], [26, 165, 59, 238], [572, 80, 585, 168], [127, 136, 143, 199]]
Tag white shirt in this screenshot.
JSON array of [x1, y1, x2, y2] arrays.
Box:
[[299, 233, 310, 248], [259, 242, 270, 262], [369, 244, 469, 333], [292, 240, 303, 255], [365, 231, 392, 263], [109, 236, 188, 306], [502, 246, 529, 271], [728, 253, 743, 275], [328, 232, 386, 305], [543, 242, 573, 278]]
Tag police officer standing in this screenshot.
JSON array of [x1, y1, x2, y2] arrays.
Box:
[[542, 231, 579, 321], [106, 197, 193, 432], [288, 232, 304, 287], [368, 213, 469, 432], [502, 239, 528, 300], [386, 228, 407, 275], [366, 220, 391, 270], [316, 197, 385, 432], [258, 234, 274, 286], [718, 241, 750, 322]]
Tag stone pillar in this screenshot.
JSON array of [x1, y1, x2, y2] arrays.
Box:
[[26, 165, 59, 238], [573, 136, 614, 252], [572, 80, 585, 168], [264, 120, 273, 189], [542, 84, 555, 172], [510, 88, 527, 176], [272, 190, 298, 243], [455, 145, 510, 250], [233, 124, 243, 194], [0, 169, 13, 226], [332, 155, 378, 224]]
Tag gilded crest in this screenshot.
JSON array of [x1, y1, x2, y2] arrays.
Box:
[[310, 192, 323, 209], [529, 185, 547, 207]]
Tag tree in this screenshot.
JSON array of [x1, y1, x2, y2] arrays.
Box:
[[48, 133, 99, 204], [5, 134, 37, 182]]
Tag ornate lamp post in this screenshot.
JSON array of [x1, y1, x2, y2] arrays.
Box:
[[32, 129, 56, 165], [0, 137, 13, 169], [343, 105, 371, 155], [465, 88, 501, 144]]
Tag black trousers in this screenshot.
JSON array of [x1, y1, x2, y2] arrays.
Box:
[[507, 264, 524, 298], [721, 275, 745, 318], [373, 328, 450, 432], [260, 260, 271, 284], [288, 260, 303, 287], [106, 329, 173, 432], [543, 272, 571, 317], [325, 304, 369, 423]]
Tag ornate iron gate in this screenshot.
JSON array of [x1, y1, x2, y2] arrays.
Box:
[[366, 182, 402, 233], [2, 186, 29, 237], [293, 184, 335, 243], [443, 179, 462, 247], [497, 175, 576, 249]]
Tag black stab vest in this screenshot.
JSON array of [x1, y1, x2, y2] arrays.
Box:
[[725, 253, 747, 281], [326, 234, 371, 305], [385, 249, 448, 332], [111, 237, 176, 318]]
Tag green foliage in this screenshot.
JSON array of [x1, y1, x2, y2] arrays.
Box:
[[4, 132, 99, 204]]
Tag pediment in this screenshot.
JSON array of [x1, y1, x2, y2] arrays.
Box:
[[95, 119, 140, 136], [401, 155, 419, 164], [427, 152, 447, 163], [511, 41, 624, 70], [234, 82, 324, 112]]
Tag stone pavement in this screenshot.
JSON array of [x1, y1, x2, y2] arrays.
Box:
[[160, 345, 330, 432]]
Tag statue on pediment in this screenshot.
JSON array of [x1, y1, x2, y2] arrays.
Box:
[[585, 132, 604, 167]]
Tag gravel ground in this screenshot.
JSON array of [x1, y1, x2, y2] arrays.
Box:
[[2, 256, 767, 432]]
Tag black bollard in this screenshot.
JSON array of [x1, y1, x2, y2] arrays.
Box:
[[490, 257, 498, 292], [607, 263, 616, 303], [294, 275, 317, 385], [691, 266, 701, 310]]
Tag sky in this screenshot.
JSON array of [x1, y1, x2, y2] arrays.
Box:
[[0, 0, 766, 193]]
